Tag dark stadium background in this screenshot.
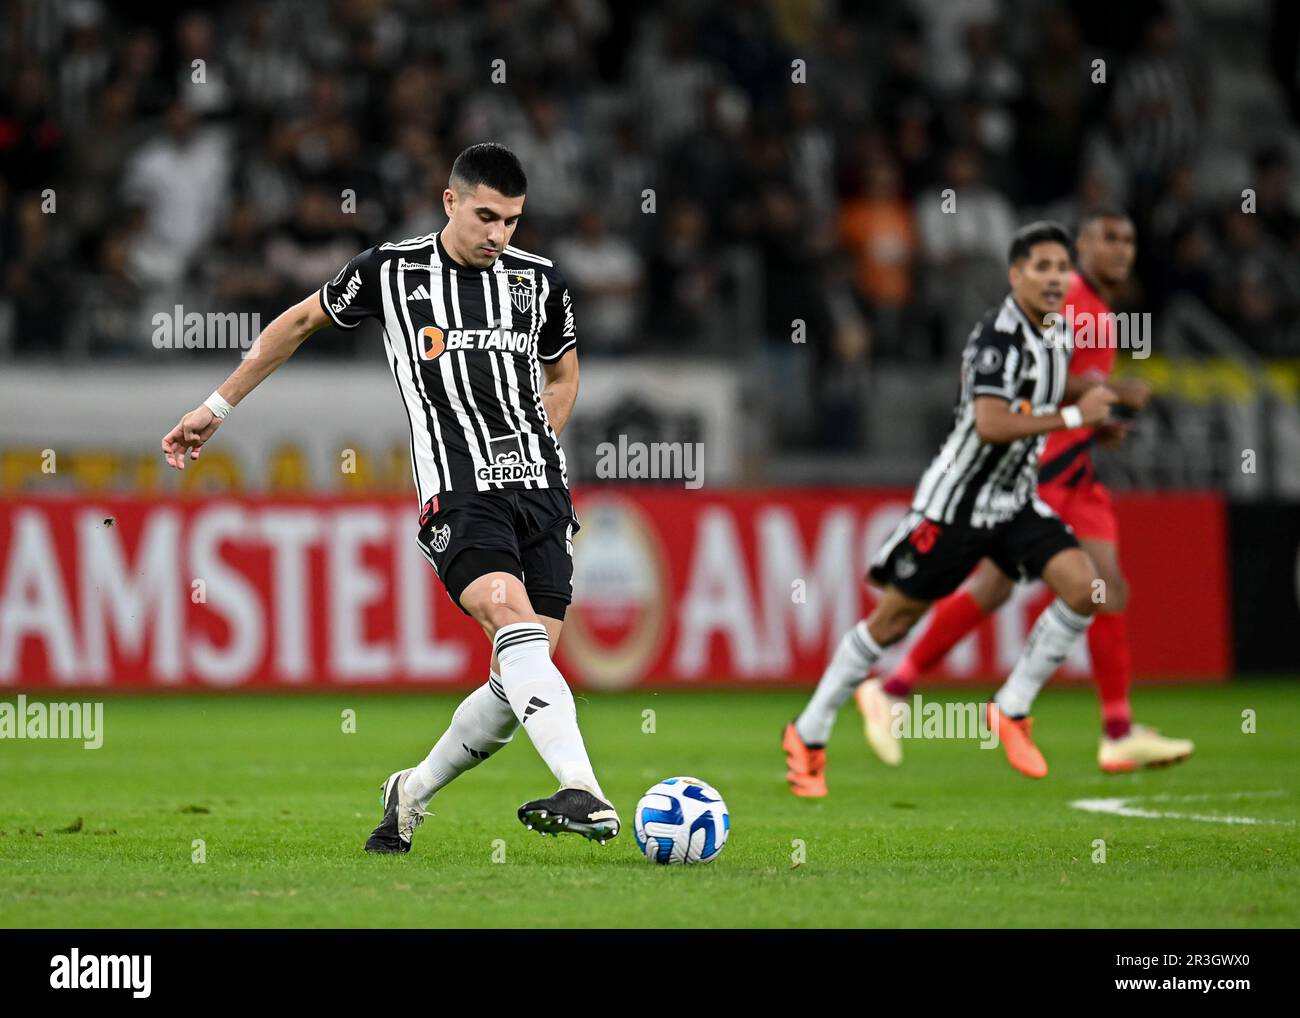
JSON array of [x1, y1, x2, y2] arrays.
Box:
[[1, 0, 1297, 687]]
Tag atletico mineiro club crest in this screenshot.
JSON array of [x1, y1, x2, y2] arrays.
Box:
[[508, 269, 535, 314]]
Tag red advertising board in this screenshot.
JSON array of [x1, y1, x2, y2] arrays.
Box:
[[0, 491, 1230, 690]]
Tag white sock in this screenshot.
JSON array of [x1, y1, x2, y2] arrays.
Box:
[[995, 598, 1092, 717], [493, 622, 605, 800], [403, 672, 518, 807], [796, 620, 883, 745]]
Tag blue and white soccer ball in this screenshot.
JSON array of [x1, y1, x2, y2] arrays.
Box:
[[634, 776, 729, 865]]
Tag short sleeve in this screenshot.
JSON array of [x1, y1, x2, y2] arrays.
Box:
[[969, 325, 1021, 401], [537, 266, 576, 362], [319, 247, 383, 329]]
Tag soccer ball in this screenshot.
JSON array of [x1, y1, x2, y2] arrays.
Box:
[[633, 776, 729, 864]]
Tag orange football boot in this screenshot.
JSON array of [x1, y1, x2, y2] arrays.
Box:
[[986, 702, 1048, 778], [783, 721, 828, 797]]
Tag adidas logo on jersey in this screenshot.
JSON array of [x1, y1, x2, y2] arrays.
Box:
[[407, 285, 432, 302]]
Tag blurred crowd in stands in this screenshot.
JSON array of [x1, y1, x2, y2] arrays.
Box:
[[3, 0, 1300, 402]]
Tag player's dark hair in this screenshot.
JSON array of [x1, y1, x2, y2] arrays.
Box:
[[449, 143, 528, 197], [1008, 220, 1072, 265], [1076, 206, 1132, 233]]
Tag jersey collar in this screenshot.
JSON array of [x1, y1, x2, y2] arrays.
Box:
[[1004, 294, 1047, 338]]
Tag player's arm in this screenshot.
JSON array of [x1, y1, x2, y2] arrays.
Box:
[[968, 324, 1115, 444], [1062, 372, 1101, 404], [973, 387, 1116, 444], [536, 264, 578, 434], [541, 348, 579, 435], [1055, 371, 1150, 448], [162, 245, 381, 470], [160, 294, 332, 470], [1091, 377, 1151, 448], [1108, 376, 1152, 412]]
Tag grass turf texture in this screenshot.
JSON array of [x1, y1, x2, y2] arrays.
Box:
[[1, 682, 1297, 928]]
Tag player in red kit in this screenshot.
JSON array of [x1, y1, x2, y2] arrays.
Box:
[[855, 210, 1194, 776]]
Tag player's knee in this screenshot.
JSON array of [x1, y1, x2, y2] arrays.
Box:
[[461, 573, 536, 636], [870, 617, 907, 646], [1097, 574, 1129, 613], [1043, 548, 1101, 615], [1059, 575, 1099, 616], [968, 565, 1014, 613], [1048, 560, 1100, 615], [477, 601, 537, 638], [867, 599, 928, 646]]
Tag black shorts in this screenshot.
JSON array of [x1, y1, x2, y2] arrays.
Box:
[[869, 500, 1078, 602], [416, 488, 579, 620]]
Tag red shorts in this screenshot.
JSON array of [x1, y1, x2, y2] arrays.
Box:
[[1037, 478, 1119, 543]]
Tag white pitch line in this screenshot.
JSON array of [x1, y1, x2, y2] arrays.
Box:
[[1069, 791, 1295, 826]]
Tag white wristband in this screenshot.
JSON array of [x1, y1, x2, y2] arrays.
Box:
[[1060, 405, 1083, 429], [204, 391, 235, 420]]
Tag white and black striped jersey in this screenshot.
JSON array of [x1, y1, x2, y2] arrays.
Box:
[[911, 294, 1071, 529], [319, 231, 576, 501]]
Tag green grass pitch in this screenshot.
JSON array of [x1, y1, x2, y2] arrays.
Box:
[[1, 682, 1297, 928]]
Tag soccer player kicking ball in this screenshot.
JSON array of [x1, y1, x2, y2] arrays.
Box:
[[785, 221, 1117, 796], [161, 143, 620, 852], [854, 211, 1193, 775]]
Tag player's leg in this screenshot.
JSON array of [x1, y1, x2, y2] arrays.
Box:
[[508, 618, 616, 840], [368, 493, 610, 851], [857, 558, 1014, 764], [1083, 534, 1194, 771], [1040, 480, 1135, 742], [980, 502, 1097, 778], [496, 495, 618, 838], [368, 507, 530, 854], [795, 584, 930, 747], [465, 574, 619, 841], [784, 511, 975, 796], [784, 584, 930, 795], [456, 571, 617, 841], [988, 542, 1097, 778], [878, 559, 1015, 696], [996, 546, 1098, 716], [400, 647, 530, 811], [365, 564, 533, 855], [1081, 535, 1132, 738], [366, 664, 521, 854]]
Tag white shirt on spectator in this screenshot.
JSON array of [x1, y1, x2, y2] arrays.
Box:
[[553, 233, 644, 348], [122, 127, 231, 284]]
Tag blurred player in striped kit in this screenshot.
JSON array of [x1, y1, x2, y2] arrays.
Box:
[[856, 211, 1193, 775], [784, 222, 1120, 795]]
